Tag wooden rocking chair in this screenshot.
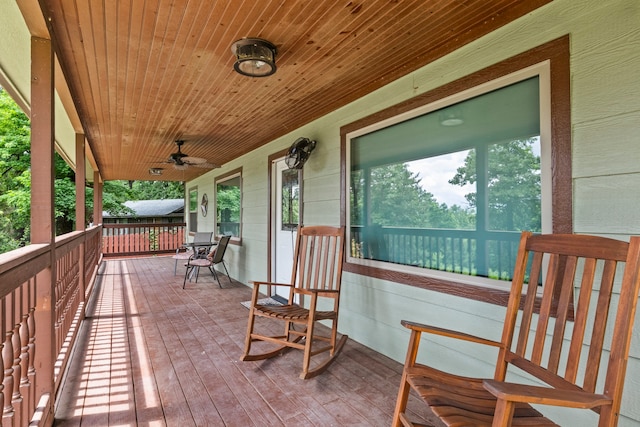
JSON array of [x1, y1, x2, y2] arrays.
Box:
[[393, 231, 640, 427], [241, 225, 347, 379]]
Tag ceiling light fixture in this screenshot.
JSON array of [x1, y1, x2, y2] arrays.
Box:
[[149, 167, 163, 176], [439, 107, 464, 127], [231, 38, 277, 77]]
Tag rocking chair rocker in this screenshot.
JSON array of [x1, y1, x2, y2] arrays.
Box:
[[241, 225, 347, 379]]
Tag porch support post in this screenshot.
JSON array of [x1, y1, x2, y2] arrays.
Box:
[[75, 134, 86, 231], [93, 172, 103, 226], [75, 134, 87, 312], [30, 35, 56, 418]]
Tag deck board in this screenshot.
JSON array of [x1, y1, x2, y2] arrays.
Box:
[[54, 256, 440, 426]]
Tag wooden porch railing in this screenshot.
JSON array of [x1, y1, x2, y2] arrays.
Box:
[[350, 226, 523, 280], [0, 226, 102, 426], [102, 223, 186, 257]]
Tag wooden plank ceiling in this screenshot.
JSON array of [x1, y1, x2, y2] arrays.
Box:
[[39, 0, 551, 182]]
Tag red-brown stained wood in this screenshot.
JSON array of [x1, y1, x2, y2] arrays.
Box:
[[35, 0, 551, 182], [54, 255, 440, 426]]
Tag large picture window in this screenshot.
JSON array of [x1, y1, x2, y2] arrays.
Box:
[[215, 169, 242, 241], [341, 37, 571, 302], [350, 76, 543, 281]]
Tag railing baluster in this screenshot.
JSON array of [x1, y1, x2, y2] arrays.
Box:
[[11, 316, 22, 426], [101, 222, 186, 257], [3, 317, 14, 425], [349, 226, 522, 279], [19, 309, 30, 424]]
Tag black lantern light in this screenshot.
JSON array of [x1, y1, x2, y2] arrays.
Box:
[[231, 38, 277, 77]]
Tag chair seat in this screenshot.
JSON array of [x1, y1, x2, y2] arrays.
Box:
[[254, 304, 337, 321], [172, 249, 194, 274], [172, 250, 192, 259], [405, 364, 555, 426], [188, 258, 212, 267]]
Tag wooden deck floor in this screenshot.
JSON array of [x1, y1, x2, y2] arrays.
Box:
[[54, 256, 439, 426]]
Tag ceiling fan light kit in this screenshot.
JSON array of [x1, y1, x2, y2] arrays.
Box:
[[231, 38, 277, 77], [285, 137, 317, 169]]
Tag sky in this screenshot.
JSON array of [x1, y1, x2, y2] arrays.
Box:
[[406, 150, 473, 209], [406, 137, 541, 209]]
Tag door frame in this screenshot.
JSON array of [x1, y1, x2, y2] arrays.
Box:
[[267, 149, 304, 295]]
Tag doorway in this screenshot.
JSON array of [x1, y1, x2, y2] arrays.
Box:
[[271, 158, 301, 303]]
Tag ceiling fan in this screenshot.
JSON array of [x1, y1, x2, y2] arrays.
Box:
[[164, 140, 218, 170]]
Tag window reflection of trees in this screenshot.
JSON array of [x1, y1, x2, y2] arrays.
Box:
[[349, 76, 543, 281], [216, 175, 241, 237], [281, 169, 299, 231]]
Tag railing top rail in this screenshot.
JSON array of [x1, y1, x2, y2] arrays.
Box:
[[0, 243, 50, 275], [0, 243, 50, 298], [103, 222, 186, 229]]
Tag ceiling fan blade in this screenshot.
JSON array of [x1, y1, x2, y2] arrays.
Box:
[[182, 156, 207, 165], [192, 162, 219, 169]]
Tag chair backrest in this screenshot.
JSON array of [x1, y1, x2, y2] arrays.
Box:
[[192, 231, 213, 245], [210, 235, 231, 263], [498, 232, 640, 422], [289, 226, 345, 296]]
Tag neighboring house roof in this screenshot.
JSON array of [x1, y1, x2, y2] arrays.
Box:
[[103, 199, 184, 218]]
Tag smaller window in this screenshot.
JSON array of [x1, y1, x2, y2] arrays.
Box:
[[281, 168, 299, 231], [188, 187, 198, 232], [215, 169, 242, 241]]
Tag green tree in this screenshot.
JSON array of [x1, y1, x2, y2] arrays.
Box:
[[449, 139, 541, 232], [129, 180, 184, 200], [216, 186, 240, 221], [0, 87, 33, 251], [1, 88, 185, 252], [351, 163, 474, 229]]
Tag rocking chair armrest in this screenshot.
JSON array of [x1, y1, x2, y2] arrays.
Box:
[[249, 281, 294, 289], [293, 288, 340, 298], [297, 289, 340, 297], [401, 320, 503, 348], [483, 380, 612, 409]]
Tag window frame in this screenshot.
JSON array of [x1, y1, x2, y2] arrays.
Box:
[[188, 186, 198, 233], [214, 167, 243, 245], [340, 36, 571, 306]]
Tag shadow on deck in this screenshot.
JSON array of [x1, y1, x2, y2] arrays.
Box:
[[54, 256, 439, 426]]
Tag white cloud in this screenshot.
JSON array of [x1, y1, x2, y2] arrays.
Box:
[[406, 151, 473, 208]]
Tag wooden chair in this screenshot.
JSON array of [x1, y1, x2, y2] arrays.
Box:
[[393, 232, 640, 427], [241, 225, 348, 379], [183, 235, 231, 288]]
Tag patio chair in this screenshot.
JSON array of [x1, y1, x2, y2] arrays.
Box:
[[392, 231, 640, 427], [172, 231, 213, 274], [182, 235, 232, 289], [241, 225, 347, 379]]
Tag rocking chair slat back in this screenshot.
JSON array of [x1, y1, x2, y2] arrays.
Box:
[[293, 226, 344, 294], [507, 234, 633, 392]]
